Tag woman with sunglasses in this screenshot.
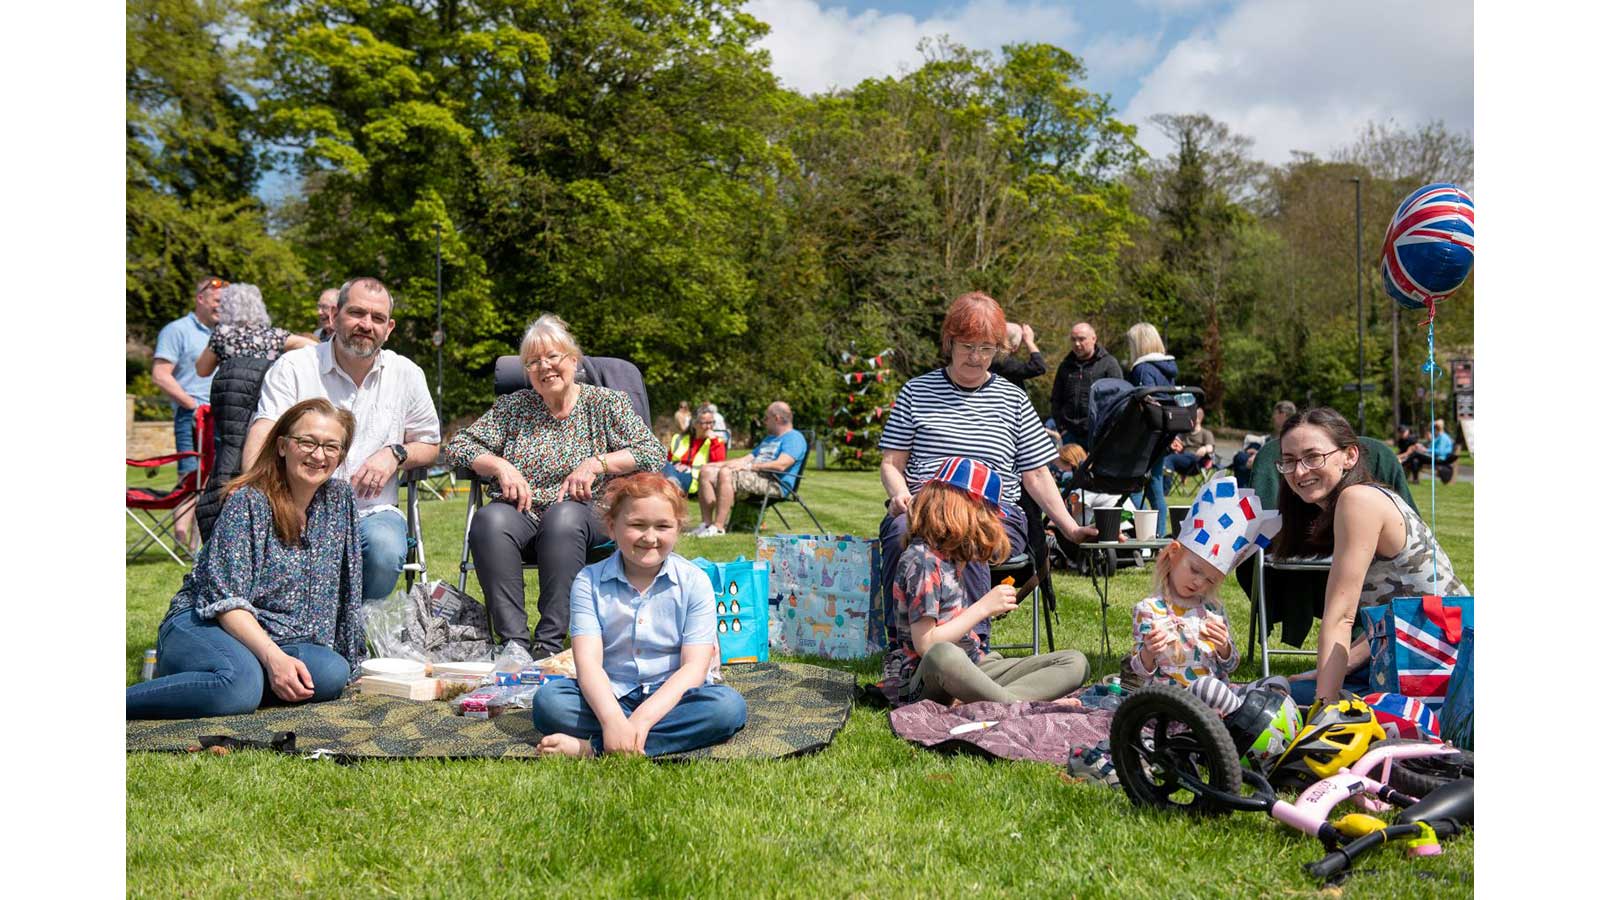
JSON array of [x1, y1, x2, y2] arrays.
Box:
[[1272, 408, 1468, 706], [127, 399, 366, 719], [445, 314, 666, 667]]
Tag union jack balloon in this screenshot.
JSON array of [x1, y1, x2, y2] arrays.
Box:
[[1380, 183, 1475, 312]]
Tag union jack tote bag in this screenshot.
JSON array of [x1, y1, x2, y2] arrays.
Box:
[[1361, 595, 1474, 712]]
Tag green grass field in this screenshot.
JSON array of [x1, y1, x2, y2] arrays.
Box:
[[126, 468, 1473, 897]]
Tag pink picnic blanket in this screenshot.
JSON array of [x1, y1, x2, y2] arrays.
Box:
[[888, 698, 1115, 765]]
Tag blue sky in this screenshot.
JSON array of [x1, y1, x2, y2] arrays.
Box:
[[746, 0, 1473, 165]]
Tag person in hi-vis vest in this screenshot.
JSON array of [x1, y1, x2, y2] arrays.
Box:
[[664, 403, 727, 495]]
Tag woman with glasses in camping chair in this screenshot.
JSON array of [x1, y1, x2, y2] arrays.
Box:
[[877, 292, 1102, 650], [445, 314, 666, 668], [127, 399, 366, 719]]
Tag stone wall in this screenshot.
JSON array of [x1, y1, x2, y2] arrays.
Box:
[[128, 394, 176, 461]]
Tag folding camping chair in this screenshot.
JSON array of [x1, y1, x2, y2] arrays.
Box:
[[987, 493, 1057, 657], [743, 445, 824, 534], [127, 404, 214, 566], [457, 355, 650, 593], [401, 467, 431, 591]]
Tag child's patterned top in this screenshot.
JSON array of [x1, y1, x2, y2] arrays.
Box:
[[880, 541, 983, 706], [1128, 594, 1238, 688]]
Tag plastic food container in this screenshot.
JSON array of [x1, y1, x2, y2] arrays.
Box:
[[360, 658, 427, 680]]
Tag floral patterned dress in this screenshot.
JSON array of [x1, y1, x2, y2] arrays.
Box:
[[1127, 593, 1238, 688], [444, 384, 667, 525], [209, 324, 292, 363]]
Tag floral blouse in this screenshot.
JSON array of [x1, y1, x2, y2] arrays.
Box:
[[165, 481, 366, 671], [209, 324, 292, 364], [1128, 593, 1238, 688], [445, 384, 667, 524]]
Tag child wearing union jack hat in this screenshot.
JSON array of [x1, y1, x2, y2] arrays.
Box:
[[878, 457, 1090, 707], [1128, 477, 1283, 689]]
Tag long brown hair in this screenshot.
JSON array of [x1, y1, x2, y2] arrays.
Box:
[[1271, 407, 1374, 557], [904, 482, 1009, 567], [227, 399, 355, 546]]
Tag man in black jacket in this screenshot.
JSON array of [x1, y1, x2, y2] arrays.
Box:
[[1050, 322, 1122, 450]]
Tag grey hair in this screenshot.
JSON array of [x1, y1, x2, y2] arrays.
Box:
[[217, 283, 272, 328], [519, 313, 582, 364], [1273, 400, 1298, 418], [337, 276, 393, 314]]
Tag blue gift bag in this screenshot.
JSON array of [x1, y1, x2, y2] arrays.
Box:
[[1361, 594, 1474, 712], [1439, 625, 1474, 750], [692, 557, 769, 665]]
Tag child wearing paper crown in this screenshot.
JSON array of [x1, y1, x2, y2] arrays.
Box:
[[1128, 478, 1282, 689], [531, 472, 747, 757], [880, 457, 1090, 707]]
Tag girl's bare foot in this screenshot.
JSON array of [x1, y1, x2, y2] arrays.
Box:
[[536, 734, 594, 758]]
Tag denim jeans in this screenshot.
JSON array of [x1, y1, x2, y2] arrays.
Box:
[[1288, 661, 1372, 706], [360, 509, 409, 600], [530, 679, 747, 757], [126, 608, 350, 719], [662, 464, 694, 494], [173, 406, 198, 476], [1160, 452, 1203, 493]]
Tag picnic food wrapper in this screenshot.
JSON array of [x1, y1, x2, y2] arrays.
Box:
[[759, 534, 881, 659]]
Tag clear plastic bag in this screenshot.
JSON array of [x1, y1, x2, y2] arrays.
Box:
[[363, 580, 494, 664]]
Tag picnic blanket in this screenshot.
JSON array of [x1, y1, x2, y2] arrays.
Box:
[[126, 661, 853, 762], [888, 696, 1115, 766]]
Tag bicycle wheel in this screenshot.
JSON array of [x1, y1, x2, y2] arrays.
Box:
[[1372, 739, 1474, 798], [1110, 684, 1243, 816]]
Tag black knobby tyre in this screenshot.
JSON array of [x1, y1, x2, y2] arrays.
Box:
[[1372, 739, 1474, 798], [1109, 684, 1243, 816]]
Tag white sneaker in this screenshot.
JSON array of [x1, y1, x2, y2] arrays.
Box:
[[688, 523, 713, 537], [699, 524, 725, 537]]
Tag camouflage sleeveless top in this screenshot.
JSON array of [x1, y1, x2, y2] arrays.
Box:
[[1358, 485, 1467, 607]]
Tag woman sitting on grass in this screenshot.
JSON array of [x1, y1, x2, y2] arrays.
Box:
[[532, 472, 748, 757], [880, 457, 1090, 707], [126, 399, 365, 719]]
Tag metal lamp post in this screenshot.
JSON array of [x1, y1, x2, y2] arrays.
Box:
[[1348, 176, 1365, 434]]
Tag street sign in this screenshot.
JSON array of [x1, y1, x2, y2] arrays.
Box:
[[1341, 383, 1377, 392]]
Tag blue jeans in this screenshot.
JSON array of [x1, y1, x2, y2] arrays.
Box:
[[360, 509, 409, 600], [126, 608, 350, 719], [1161, 452, 1203, 493], [1289, 661, 1372, 706], [531, 679, 747, 757], [173, 406, 198, 476], [662, 464, 694, 494]]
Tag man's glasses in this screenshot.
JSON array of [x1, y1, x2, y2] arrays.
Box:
[[287, 435, 346, 457], [955, 342, 999, 358], [1275, 449, 1339, 474]]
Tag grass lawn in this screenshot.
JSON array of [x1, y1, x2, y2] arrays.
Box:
[[126, 468, 1474, 897]]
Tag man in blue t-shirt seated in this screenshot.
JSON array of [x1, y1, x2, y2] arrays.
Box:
[[689, 401, 808, 537], [1397, 418, 1456, 479]]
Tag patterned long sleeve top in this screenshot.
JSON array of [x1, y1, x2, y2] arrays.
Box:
[[165, 481, 366, 671], [1127, 593, 1238, 688], [445, 384, 667, 524]]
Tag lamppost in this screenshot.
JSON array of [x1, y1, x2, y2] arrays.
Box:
[[432, 223, 445, 422], [1348, 176, 1365, 434]]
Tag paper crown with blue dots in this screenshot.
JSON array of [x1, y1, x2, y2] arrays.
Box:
[[1177, 477, 1284, 575]]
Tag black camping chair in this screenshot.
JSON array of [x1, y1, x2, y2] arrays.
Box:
[[741, 436, 824, 534], [456, 355, 651, 592]]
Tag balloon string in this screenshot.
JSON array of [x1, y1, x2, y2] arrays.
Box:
[[1425, 317, 1439, 591]]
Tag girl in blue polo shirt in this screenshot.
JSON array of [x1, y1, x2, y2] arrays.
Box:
[[532, 472, 748, 757]]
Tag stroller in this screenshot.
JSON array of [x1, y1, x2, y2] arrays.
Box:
[[1050, 380, 1206, 572]]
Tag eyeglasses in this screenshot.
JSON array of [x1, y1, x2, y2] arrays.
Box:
[[201, 278, 228, 291], [955, 342, 999, 358], [1275, 449, 1340, 474], [525, 352, 569, 370], [287, 435, 346, 457]]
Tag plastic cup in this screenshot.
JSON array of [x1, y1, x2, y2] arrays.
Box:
[[1133, 509, 1158, 540], [1093, 507, 1122, 543]]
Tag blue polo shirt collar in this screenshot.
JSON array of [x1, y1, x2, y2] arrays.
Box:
[[597, 550, 683, 591]]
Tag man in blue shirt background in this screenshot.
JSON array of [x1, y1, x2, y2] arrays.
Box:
[[151, 274, 224, 550], [1398, 417, 1456, 479], [689, 401, 808, 536]]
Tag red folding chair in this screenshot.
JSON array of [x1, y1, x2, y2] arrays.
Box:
[[127, 404, 214, 565]]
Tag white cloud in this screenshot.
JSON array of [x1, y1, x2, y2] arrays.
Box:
[[745, 0, 1084, 95], [1081, 32, 1161, 80], [1124, 0, 1473, 164]]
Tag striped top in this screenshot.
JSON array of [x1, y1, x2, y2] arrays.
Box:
[[879, 368, 1057, 505]]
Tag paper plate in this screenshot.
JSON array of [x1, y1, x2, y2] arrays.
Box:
[[431, 661, 496, 679], [360, 657, 427, 680]]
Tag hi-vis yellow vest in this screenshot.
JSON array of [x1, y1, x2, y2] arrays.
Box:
[[669, 433, 716, 493]]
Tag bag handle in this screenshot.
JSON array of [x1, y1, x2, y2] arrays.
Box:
[[1422, 594, 1463, 644]]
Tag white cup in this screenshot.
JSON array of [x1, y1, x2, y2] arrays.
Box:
[[1132, 509, 1158, 541]]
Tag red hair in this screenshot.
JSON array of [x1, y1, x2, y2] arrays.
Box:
[[599, 471, 689, 529], [941, 292, 1007, 355], [904, 482, 1009, 566]]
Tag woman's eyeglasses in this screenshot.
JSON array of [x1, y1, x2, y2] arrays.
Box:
[[955, 342, 999, 358], [1275, 449, 1339, 474], [525, 352, 569, 369], [288, 435, 346, 457]]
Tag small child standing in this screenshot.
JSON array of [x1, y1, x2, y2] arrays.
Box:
[[880, 457, 1090, 707], [1128, 477, 1283, 689], [533, 472, 747, 757]]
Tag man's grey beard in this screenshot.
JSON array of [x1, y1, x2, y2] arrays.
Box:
[[338, 333, 380, 359]]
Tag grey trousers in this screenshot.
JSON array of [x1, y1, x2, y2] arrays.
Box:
[[910, 642, 1090, 705], [468, 500, 608, 656]]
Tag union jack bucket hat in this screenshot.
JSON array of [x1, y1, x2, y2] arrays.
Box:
[[929, 457, 1004, 516]]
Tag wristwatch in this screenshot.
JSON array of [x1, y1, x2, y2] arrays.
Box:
[[388, 443, 408, 464]]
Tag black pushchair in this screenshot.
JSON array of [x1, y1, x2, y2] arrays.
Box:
[[1049, 380, 1206, 572]]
